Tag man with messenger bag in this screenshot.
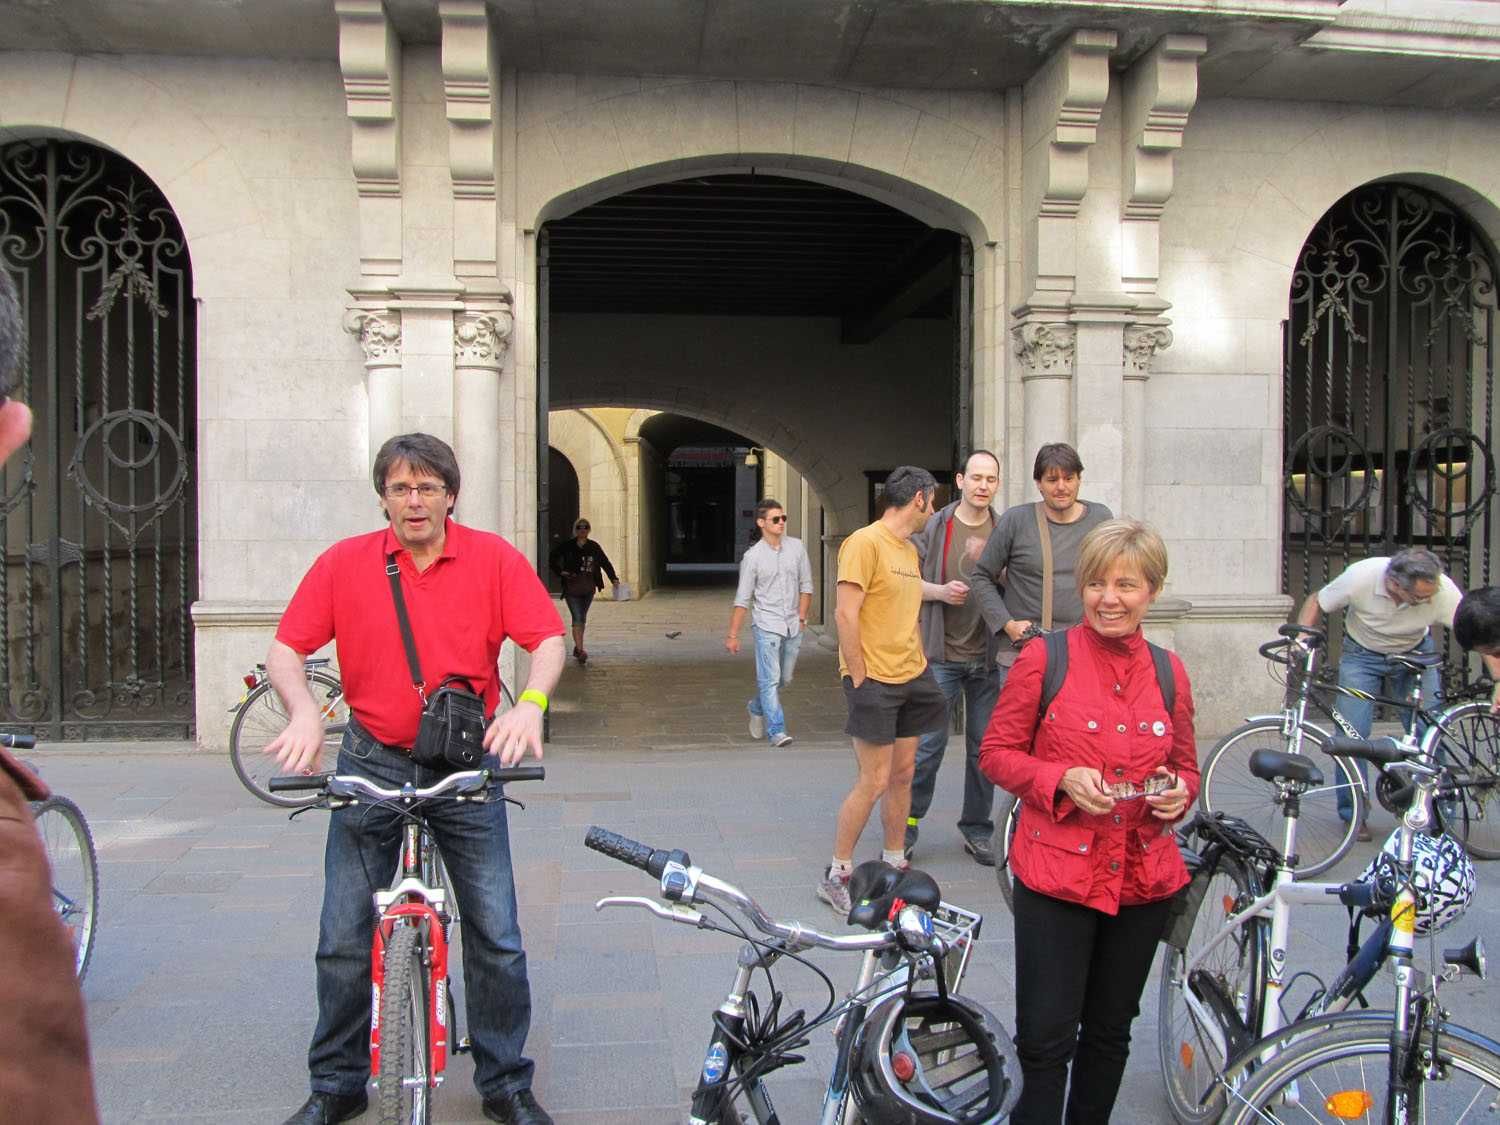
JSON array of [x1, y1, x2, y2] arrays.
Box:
[[266, 432, 565, 1125]]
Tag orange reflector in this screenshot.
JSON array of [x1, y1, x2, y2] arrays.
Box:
[[1179, 1043, 1195, 1071], [242, 673, 258, 690], [1324, 1089, 1375, 1118], [891, 1052, 917, 1082], [1222, 895, 1235, 916]]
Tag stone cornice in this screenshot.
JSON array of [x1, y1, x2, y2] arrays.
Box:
[[1122, 34, 1207, 222], [190, 600, 288, 628], [439, 0, 498, 200], [336, 0, 401, 198], [1178, 593, 1295, 621], [1023, 29, 1118, 220], [1304, 16, 1500, 61], [993, 0, 1338, 19]]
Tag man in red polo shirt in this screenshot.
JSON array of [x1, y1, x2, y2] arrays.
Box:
[[267, 433, 565, 1125]]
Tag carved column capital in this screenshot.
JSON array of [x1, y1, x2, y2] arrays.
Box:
[[1013, 322, 1077, 378], [1123, 324, 1173, 378], [453, 309, 514, 367], [343, 308, 402, 362]]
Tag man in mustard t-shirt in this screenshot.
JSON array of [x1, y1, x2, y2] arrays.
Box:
[[818, 466, 950, 915]]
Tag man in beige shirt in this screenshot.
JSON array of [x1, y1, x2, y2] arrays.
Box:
[[818, 467, 950, 916]]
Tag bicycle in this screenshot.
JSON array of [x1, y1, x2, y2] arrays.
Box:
[[1, 732, 100, 981], [1213, 732, 1498, 1124], [1156, 715, 1489, 1123], [1197, 625, 1493, 875], [270, 764, 544, 1125], [230, 663, 517, 809], [585, 826, 1021, 1123]]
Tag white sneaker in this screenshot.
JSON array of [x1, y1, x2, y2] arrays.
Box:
[[769, 732, 793, 748], [748, 711, 766, 740], [817, 867, 852, 916]]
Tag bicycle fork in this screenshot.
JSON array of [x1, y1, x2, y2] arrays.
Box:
[[690, 945, 779, 1124]]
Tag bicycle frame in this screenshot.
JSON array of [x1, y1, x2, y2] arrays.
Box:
[[370, 819, 453, 1089]]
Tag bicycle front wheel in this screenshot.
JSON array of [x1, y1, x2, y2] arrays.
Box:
[[1158, 849, 1266, 1124], [377, 925, 432, 1125], [229, 672, 348, 808], [992, 794, 1021, 912], [1431, 700, 1500, 860], [1219, 1015, 1500, 1125], [30, 796, 99, 981], [1200, 718, 1364, 877]]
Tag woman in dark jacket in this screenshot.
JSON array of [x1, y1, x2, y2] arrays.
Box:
[[979, 519, 1198, 1124]]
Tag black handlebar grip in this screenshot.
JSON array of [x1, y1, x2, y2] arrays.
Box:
[[0, 733, 37, 749], [268, 772, 333, 793], [1325, 735, 1406, 764], [493, 766, 546, 784], [584, 826, 658, 873], [1277, 623, 1326, 644]]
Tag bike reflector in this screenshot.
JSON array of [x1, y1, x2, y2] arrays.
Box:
[[1324, 1089, 1374, 1118]]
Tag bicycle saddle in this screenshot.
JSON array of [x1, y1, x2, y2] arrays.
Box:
[[846, 860, 942, 930], [1248, 747, 1325, 787], [1386, 650, 1442, 671]]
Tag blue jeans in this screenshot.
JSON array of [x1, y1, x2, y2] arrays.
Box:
[[748, 625, 802, 738], [1334, 633, 1439, 821], [909, 658, 1003, 840], [308, 725, 535, 1100]]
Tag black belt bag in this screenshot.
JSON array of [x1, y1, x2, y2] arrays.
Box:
[[387, 553, 488, 771]]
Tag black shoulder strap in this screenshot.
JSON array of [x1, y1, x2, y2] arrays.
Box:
[[386, 552, 426, 702], [1037, 629, 1177, 716]]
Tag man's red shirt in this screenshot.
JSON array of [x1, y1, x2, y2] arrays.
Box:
[[276, 519, 564, 748]]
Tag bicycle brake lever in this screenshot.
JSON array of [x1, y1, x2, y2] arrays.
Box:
[[594, 895, 707, 926]]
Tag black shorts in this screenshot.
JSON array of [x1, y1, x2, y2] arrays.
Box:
[[842, 667, 949, 744], [564, 592, 594, 624]]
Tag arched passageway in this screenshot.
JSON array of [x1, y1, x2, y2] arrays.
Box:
[[0, 138, 197, 738], [545, 447, 581, 594]]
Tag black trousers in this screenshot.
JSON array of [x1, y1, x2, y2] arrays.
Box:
[[1010, 876, 1173, 1125]]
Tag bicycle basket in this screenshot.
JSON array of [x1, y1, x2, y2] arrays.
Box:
[[850, 991, 1021, 1124]]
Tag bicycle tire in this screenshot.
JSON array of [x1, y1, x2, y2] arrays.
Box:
[[1430, 700, 1500, 860], [1158, 849, 1266, 1125], [991, 794, 1021, 911], [1218, 1014, 1500, 1125], [29, 796, 99, 981], [229, 671, 348, 808], [377, 925, 432, 1125], [1199, 718, 1364, 877]]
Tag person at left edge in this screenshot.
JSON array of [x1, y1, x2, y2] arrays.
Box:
[[266, 432, 565, 1125]]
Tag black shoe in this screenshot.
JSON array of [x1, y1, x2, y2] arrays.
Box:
[[903, 821, 919, 860], [283, 1091, 367, 1125], [483, 1088, 555, 1125], [963, 835, 997, 867]]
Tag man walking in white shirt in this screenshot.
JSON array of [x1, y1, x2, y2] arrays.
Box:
[[726, 498, 814, 748]]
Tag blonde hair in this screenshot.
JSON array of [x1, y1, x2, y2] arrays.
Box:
[[1076, 519, 1168, 594]]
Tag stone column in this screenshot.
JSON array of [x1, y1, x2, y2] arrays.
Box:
[[343, 301, 402, 468], [453, 292, 515, 534], [1123, 324, 1173, 518], [820, 532, 848, 650], [1013, 320, 1075, 463]]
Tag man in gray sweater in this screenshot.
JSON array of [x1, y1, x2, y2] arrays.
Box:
[[971, 441, 1113, 694]]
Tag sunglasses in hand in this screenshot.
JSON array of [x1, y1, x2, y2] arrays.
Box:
[[1103, 774, 1176, 802]]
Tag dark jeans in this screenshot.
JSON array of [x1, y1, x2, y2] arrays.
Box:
[[1010, 876, 1173, 1125], [909, 658, 1002, 840], [308, 724, 535, 1100]]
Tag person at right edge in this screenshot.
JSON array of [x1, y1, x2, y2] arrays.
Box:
[[979, 520, 1197, 1125], [0, 269, 100, 1123]]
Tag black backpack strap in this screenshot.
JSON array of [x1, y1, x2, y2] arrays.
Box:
[[1148, 641, 1177, 716], [387, 552, 426, 704], [1037, 628, 1070, 719]]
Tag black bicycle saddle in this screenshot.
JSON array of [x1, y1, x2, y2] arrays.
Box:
[[1248, 747, 1325, 787], [846, 860, 942, 930]]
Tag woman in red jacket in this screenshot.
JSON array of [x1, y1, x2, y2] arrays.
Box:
[[979, 519, 1198, 1124]]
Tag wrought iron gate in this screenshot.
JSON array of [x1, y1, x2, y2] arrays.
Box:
[[0, 139, 197, 738], [1284, 182, 1497, 670]]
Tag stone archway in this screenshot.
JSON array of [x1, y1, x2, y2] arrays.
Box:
[[548, 408, 631, 583]]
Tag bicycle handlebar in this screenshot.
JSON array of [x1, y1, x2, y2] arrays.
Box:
[[267, 765, 545, 799], [1325, 734, 1408, 765], [0, 733, 37, 749], [587, 825, 895, 952]]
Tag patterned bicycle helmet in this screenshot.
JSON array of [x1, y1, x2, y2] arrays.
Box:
[[1358, 829, 1476, 935], [849, 991, 1020, 1124]]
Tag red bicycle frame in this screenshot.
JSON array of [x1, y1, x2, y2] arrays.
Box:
[[369, 822, 453, 1087]]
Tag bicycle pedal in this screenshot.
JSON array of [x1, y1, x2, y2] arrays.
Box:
[[453, 1036, 473, 1055]]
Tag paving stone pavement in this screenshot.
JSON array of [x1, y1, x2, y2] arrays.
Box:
[[26, 587, 1500, 1123]]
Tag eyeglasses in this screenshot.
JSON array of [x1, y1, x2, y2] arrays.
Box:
[[1103, 774, 1175, 802], [575, 524, 590, 532], [766, 515, 788, 524], [384, 483, 446, 500]]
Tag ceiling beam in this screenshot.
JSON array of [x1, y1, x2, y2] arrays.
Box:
[[841, 231, 957, 345]]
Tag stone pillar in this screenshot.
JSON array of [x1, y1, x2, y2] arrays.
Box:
[[1071, 294, 1137, 516], [453, 293, 514, 533], [820, 532, 848, 650], [1123, 324, 1173, 518], [1013, 320, 1075, 462], [343, 301, 402, 467]]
